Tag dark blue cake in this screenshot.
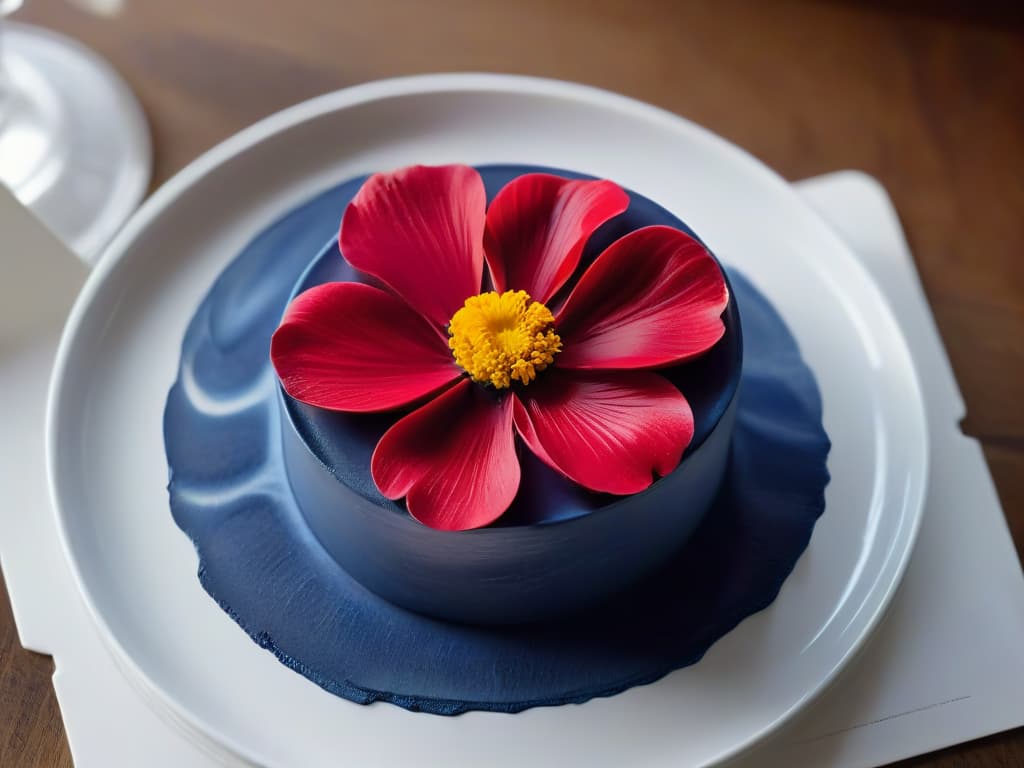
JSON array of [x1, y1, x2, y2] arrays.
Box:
[[164, 164, 831, 713], [277, 166, 742, 625]]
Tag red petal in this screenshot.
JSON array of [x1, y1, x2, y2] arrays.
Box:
[[339, 165, 486, 328], [514, 370, 693, 495], [372, 380, 520, 530], [271, 282, 460, 412], [555, 226, 729, 370], [484, 174, 629, 303]]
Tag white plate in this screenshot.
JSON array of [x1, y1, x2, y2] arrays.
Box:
[[46, 74, 927, 768]]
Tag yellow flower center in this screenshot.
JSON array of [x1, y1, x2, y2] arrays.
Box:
[[448, 290, 562, 389]]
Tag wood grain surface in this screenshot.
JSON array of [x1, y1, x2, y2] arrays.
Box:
[[3, 1, 1022, 765]]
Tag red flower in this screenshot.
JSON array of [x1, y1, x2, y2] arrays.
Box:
[[271, 165, 729, 531]]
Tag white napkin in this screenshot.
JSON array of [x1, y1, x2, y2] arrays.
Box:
[[731, 173, 1024, 767]]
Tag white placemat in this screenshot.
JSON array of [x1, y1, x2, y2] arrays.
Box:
[[729, 172, 1024, 766], [1, 173, 1022, 767]]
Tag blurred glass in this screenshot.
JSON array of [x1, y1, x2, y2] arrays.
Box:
[[0, 3, 150, 262], [0, 2, 58, 202], [0, 2, 24, 115]]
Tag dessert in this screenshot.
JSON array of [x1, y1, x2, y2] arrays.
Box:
[[164, 163, 829, 711], [269, 164, 740, 623]]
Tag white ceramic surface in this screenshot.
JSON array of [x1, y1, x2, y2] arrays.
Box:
[[45, 75, 928, 767]]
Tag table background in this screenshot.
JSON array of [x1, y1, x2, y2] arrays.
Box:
[[2, 1, 1021, 766]]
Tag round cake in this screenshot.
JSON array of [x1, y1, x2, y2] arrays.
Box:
[[164, 159, 831, 713], [271, 164, 741, 624]]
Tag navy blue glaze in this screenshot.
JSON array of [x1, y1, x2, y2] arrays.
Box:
[[278, 166, 742, 623], [164, 168, 830, 714]]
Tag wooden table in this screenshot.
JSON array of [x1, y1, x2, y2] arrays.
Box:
[[3, 1, 1022, 765]]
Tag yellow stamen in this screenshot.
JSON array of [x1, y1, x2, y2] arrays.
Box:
[[448, 290, 561, 389]]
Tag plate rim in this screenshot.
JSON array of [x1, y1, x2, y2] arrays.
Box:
[[45, 72, 929, 767]]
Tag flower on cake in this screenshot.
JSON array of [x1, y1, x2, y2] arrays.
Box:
[[271, 165, 728, 531]]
